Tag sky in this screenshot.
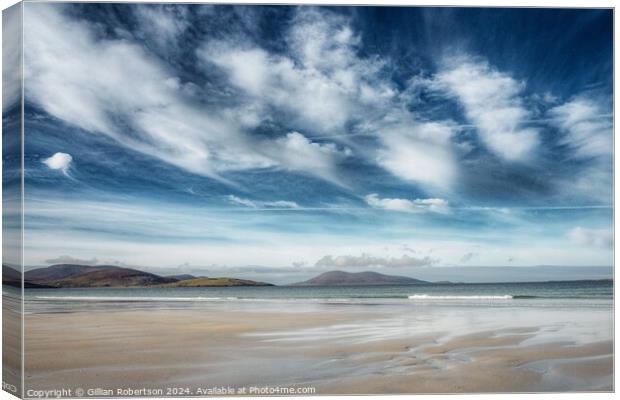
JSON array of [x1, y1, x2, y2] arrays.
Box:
[[3, 3, 613, 282]]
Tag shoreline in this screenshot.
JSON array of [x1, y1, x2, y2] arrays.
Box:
[[8, 276, 614, 290]]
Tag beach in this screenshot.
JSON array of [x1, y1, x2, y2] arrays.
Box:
[[21, 289, 613, 395], [2, 291, 21, 396]]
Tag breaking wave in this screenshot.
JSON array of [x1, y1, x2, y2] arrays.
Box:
[[408, 294, 513, 300]]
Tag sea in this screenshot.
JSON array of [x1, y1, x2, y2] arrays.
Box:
[[11, 279, 613, 314]]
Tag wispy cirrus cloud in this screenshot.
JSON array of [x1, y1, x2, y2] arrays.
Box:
[[227, 195, 299, 209], [132, 4, 190, 52], [266, 132, 352, 186], [200, 8, 394, 135], [548, 95, 612, 203], [200, 7, 459, 191], [431, 56, 539, 161], [549, 96, 612, 159], [375, 117, 459, 189], [24, 4, 349, 187]]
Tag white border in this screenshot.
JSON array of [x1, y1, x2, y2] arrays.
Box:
[[0, 2, 616, 400]]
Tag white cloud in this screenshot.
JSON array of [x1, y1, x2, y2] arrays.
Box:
[[132, 4, 189, 51], [549, 97, 612, 158], [29, 4, 604, 203], [2, 4, 22, 112], [315, 253, 437, 268], [200, 8, 394, 135], [267, 132, 351, 185], [227, 195, 299, 209], [227, 195, 257, 208], [23, 4, 346, 186], [568, 227, 613, 249], [44, 255, 99, 265], [198, 7, 456, 190], [199, 8, 460, 190], [18, 195, 614, 269], [207, 48, 270, 97], [365, 193, 450, 214], [267, 201, 300, 209], [548, 96, 612, 203], [376, 118, 457, 189], [433, 56, 538, 161], [42, 152, 73, 174]]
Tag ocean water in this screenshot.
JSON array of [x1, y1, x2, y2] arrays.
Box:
[[15, 279, 613, 314]]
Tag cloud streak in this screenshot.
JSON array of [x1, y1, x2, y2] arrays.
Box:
[[365, 194, 450, 214], [228, 195, 299, 209]]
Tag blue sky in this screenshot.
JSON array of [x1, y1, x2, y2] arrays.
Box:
[[5, 4, 613, 279]]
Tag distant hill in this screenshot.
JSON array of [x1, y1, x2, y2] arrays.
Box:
[[292, 270, 429, 286], [18, 264, 273, 288], [162, 277, 273, 287], [3, 265, 21, 282], [3, 265, 55, 288], [45, 267, 178, 288], [25, 264, 108, 283], [165, 274, 198, 281]]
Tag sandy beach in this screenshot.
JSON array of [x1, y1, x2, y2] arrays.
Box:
[[22, 298, 613, 395], [2, 293, 22, 396]]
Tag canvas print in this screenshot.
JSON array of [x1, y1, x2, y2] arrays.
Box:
[[2, 2, 614, 397]]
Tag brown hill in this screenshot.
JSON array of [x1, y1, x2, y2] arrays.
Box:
[[3, 265, 55, 288], [25, 264, 107, 283], [19, 264, 273, 288], [45, 267, 177, 288]]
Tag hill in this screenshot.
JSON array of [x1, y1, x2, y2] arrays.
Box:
[[3, 265, 55, 288], [3, 265, 21, 283], [165, 274, 199, 281], [25, 264, 107, 283], [292, 270, 429, 286], [45, 267, 178, 288], [24, 264, 179, 288], [18, 264, 273, 288], [162, 277, 273, 287]]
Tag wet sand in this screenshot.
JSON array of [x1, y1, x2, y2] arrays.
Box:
[[3, 292, 22, 395], [22, 303, 613, 395]]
